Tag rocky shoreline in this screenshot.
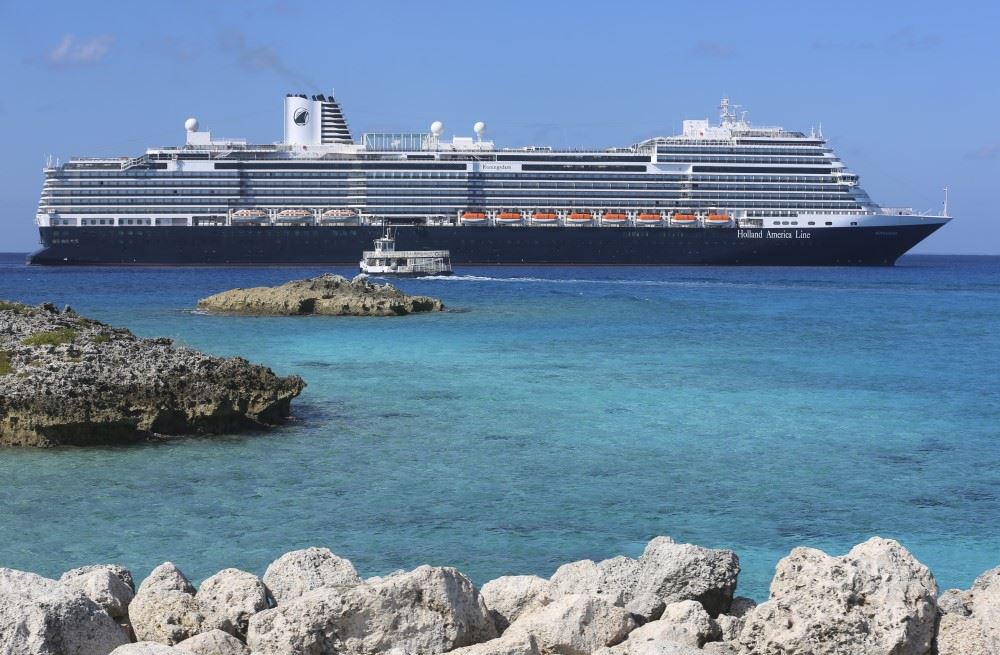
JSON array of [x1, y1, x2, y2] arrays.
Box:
[[0, 302, 305, 446], [1, 537, 996, 655], [197, 274, 444, 316]]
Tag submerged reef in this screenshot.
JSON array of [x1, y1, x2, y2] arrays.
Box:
[[196, 274, 444, 316], [0, 301, 304, 446], [1, 536, 994, 654]]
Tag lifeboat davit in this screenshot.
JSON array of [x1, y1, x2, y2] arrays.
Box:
[[602, 212, 628, 225], [567, 212, 593, 225], [320, 208, 359, 224], [531, 211, 558, 225], [670, 213, 697, 226], [636, 212, 663, 225], [705, 213, 731, 226], [460, 211, 488, 225], [276, 208, 314, 223], [231, 209, 268, 224], [497, 211, 523, 224]]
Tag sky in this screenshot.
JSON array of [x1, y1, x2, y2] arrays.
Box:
[[1, 0, 998, 254]]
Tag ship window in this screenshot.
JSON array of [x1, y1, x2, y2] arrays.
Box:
[[825, 221, 833, 225], [808, 221, 815, 226], [791, 221, 798, 225], [851, 221, 858, 226], [99, 219, 106, 225]]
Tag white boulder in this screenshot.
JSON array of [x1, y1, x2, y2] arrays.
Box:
[[0, 568, 129, 655], [60, 565, 136, 620], [195, 567, 268, 639], [480, 575, 553, 631], [739, 537, 938, 655], [935, 613, 993, 655], [109, 643, 178, 655], [128, 590, 206, 645], [504, 593, 636, 655], [448, 631, 541, 655], [937, 588, 972, 616], [599, 600, 717, 652], [262, 547, 361, 604], [969, 566, 1000, 650], [248, 564, 497, 654], [136, 562, 196, 596], [624, 592, 666, 624], [547, 538, 740, 617], [175, 628, 250, 655], [632, 537, 740, 616]]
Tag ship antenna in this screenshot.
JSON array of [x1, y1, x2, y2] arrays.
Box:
[[942, 186, 949, 217]]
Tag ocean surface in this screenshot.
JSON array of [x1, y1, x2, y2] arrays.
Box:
[[0, 253, 998, 600]]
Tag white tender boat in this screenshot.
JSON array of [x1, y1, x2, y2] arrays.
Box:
[[359, 228, 452, 277]]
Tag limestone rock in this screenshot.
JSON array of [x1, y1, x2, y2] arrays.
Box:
[[175, 628, 251, 655], [701, 643, 738, 655], [938, 588, 972, 616], [713, 597, 755, 641], [624, 592, 666, 624], [262, 547, 362, 604], [60, 565, 135, 620], [739, 537, 938, 655], [601, 600, 717, 652], [935, 613, 993, 655], [632, 537, 740, 617], [713, 614, 742, 642], [549, 557, 638, 606], [0, 567, 129, 655], [0, 301, 305, 447], [448, 631, 541, 655], [248, 565, 497, 655], [969, 566, 1000, 650], [480, 575, 553, 632], [129, 590, 206, 645], [197, 274, 444, 317], [62, 564, 135, 593], [109, 644, 178, 655], [505, 593, 636, 655], [195, 567, 268, 639], [548, 538, 739, 617], [137, 562, 196, 596]]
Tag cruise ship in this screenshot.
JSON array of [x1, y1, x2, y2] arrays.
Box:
[[28, 93, 950, 266]]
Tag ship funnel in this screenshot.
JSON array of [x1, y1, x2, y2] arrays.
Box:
[[283, 93, 353, 146]]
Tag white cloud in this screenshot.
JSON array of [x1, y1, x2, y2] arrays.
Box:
[[46, 34, 113, 66]]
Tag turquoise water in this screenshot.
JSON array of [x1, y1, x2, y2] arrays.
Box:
[[0, 254, 998, 600]]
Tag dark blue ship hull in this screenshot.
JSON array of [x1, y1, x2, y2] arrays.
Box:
[[28, 223, 943, 266]]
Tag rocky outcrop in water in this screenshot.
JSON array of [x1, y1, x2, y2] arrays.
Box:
[[196, 274, 444, 316], [0, 302, 305, 447], [1, 536, 997, 655]]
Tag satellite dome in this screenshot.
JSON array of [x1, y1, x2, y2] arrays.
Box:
[[184, 117, 199, 132], [430, 121, 444, 137], [473, 121, 486, 136]]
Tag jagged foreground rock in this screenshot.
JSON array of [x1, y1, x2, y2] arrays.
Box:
[[196, 274, 444, 316], [0, 302, 305, 447], [1, 537, 997, 655]]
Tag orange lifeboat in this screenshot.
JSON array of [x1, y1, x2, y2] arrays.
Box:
[[602, 212, 628, 224], [461, 211, 487, 224], [705, 213, 731, 224], [497, 211, 523, 224], [567, 212, 592, 223], [532, 212, 558, 223], [637, 212, 663, 223], [671, 213, 697, 225]]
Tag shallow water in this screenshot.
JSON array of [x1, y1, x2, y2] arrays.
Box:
[[0, 254, 998, 599]]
